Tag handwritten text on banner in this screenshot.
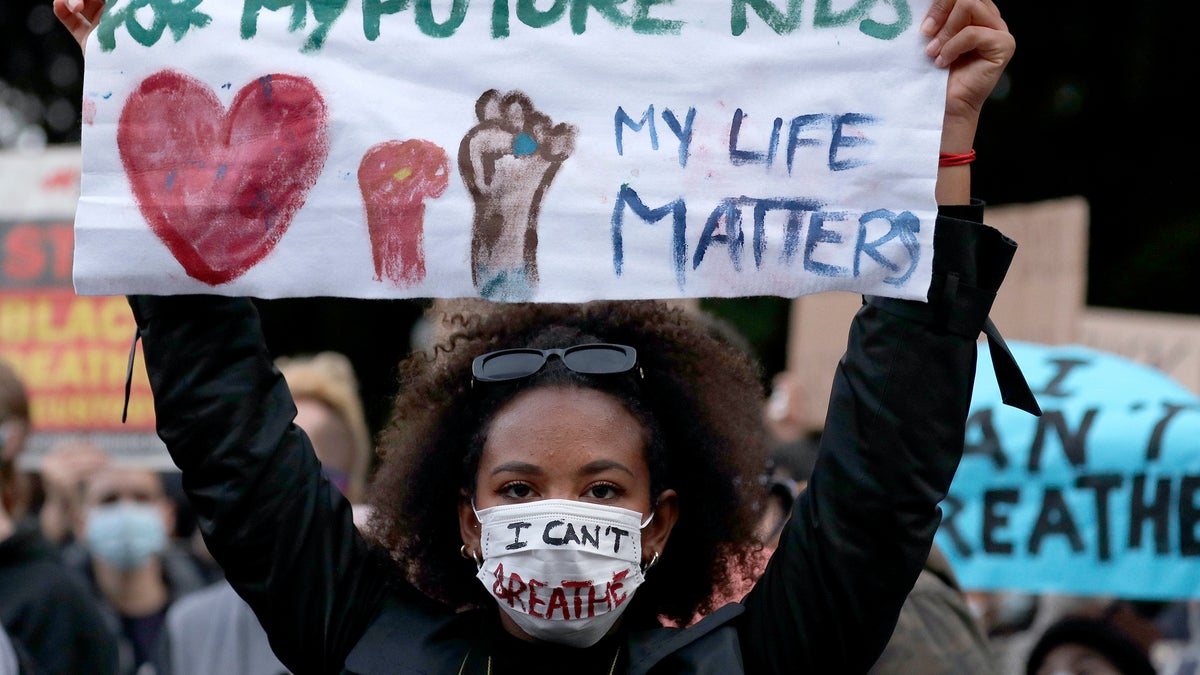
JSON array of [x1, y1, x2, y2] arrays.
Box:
[[74, 0, 945, 301]]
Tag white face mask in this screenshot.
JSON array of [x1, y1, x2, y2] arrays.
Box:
[[473, 498, 654, 648]]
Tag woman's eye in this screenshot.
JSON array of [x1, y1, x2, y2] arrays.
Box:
[[500, 483, 533, 499], [587, 483, 620, 499]]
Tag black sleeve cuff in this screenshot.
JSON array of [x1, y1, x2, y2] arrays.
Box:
[[865, 202, 1015, 339], [863, 204, 1041, 416], [935, 199, 984, 225]]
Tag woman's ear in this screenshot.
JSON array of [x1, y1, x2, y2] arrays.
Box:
[[457, 489, 482, 558], [642, 488, 679, 565]]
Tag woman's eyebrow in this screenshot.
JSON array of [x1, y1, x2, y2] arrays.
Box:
[[579, 459, 634, 477], [490, 461, 543, 476]]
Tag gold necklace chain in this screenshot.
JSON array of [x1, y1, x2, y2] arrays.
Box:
[[460, 646, 622, 675]]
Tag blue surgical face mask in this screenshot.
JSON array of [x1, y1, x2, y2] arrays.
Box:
[[85, 502, 167, 571]]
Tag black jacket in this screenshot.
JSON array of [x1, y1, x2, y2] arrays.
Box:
[[0, 522, 120, 675], [59, 542, 209, 675], [129, 204, 1026, 674]]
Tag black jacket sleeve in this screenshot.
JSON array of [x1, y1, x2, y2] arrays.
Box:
[[737, 205, 1019, 673], [129, 296, 390, 674]]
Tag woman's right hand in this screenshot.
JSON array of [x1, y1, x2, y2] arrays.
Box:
[[53, 0, 105, 54]]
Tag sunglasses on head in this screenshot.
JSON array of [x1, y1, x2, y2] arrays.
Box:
[[471, 343, 639, 383]]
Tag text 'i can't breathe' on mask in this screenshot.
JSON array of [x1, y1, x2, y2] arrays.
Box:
[[473, 498, 654, 648]]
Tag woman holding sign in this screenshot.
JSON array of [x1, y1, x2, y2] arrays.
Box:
[[56, 0, 1028, 672]]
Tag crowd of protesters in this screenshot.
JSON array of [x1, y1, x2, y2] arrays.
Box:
[[0, 351, 372, 675], [4, 335, 1198, 674]]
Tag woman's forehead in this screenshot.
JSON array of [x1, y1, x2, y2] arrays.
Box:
[[480, 387, 649, 473]]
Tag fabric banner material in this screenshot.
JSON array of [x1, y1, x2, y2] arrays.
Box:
[[938, 341, 1200, 599], [74, 0, 945, 301]]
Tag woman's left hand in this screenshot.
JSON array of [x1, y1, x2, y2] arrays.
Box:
[[53, 0, 105, 54], [921, 0, 1016, 152]]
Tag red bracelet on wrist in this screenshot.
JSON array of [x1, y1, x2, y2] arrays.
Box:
[[939, 149, 976, 167]]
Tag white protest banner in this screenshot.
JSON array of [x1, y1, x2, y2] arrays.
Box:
[[74, 0, 945, 302]]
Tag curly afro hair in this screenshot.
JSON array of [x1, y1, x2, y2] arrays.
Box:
[[365, 299, 770, 627]]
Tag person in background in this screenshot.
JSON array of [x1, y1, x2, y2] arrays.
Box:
[[0, 364, 34, 527], [0, 361, 120, 675], [866, 542, 997, 674], [1146, 600, 1200, 674], [59, 460, 206, 674], [754, 438, 815, 551], [759, 373, 822, 546], [38, 440, 111, 545], [276, 351, 375, 505], [763, 370, 814, 449], [1026, 613, 1158, 675], [161, 351, 374, 675], [0, 622, 19, 675]]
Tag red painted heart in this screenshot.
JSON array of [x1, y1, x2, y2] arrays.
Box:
[[117, 70, 329, 286]]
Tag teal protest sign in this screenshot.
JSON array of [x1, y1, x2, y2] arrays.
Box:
[[938, 341, 1200, 599]]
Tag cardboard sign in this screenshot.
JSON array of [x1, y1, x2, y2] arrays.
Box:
[[938, 341, 1200, 599], [74, 0, 946, 302], [1082, 307, 1200, 398], [0, 148, 165, 468]]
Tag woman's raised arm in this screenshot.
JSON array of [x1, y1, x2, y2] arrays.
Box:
[[737, 1, 1018, 670], [926, 0, 1016, 204]]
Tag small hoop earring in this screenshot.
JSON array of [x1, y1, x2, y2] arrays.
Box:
[[641, 550, 660, 573], [460, 544, 482, 570]]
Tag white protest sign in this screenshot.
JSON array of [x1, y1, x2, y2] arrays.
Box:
[[74, 0, 945, 302]]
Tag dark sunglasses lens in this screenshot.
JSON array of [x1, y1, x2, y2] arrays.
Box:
[[562, 345, 634, 374], [478, 352, 547, 381]]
